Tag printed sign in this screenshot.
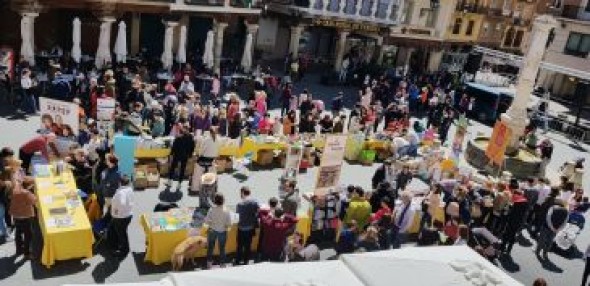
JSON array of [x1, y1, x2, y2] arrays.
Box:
[[314, 135, 347, 196], [39, 97, 79, 135], [284, 144, 303, 180], [97, 98, 116, 121]]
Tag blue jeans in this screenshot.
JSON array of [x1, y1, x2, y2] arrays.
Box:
[[0, 203, 6, 237], [207, 230, 227, 264]]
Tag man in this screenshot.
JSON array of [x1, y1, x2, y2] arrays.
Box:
[[178, 75, 195, 95], [536, 201, 569, 259], [371, 158, 396, 190], [235, 187, 260, 265], [258, 208, 298, 262], [21, 69, 36, 114], [168, 126, 195, 187], [523, 177, 540, 227], [19, 133, 58, 172], [392, 191, 415, 249], [339, 57, 349, 83], [110, 175, 134, 257], [280, 180, 300, 216], [538, 139, 553, 178], [501, 179, 528, 255]]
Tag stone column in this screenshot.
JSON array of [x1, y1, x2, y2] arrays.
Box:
[[374, 36, 385, 65], [289, 25, 304, 59], [130, 13, 141, 56], [340, 0, 347, 13], [213, 22, 228, 75], [355, 0, 363, 17], [501, 15, 557, 155], [333, 30, 349, 72], [175, 14, 190, 53], [427, 50, 443, 73], [95, 17, 116, 69], [385, 0, 394, 21], [20, 12, 38, 66]]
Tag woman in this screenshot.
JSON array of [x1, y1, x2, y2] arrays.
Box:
[[357, 226, 380, 252], [96, 154, 121, 218], [283, 110, 296, 136], [10, 176, 37, 259], [198, 129, 220, 172], [60, 124, 77, 141], [205, 193, 231, 268], [228, 113, 242, 139]]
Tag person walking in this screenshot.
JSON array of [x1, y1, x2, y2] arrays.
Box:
[[168, 126, 195, 187], [21, 69, 37, 114], [536, 201, 569, 259], [10, 176, 37, 259], [110, 175, 134, 257], [96, 154, 121, 218], [235, 187, 260, 266], [205, 193, 232, 268]]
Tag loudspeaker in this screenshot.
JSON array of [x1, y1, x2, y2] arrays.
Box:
[[464, 52, 483, 74]]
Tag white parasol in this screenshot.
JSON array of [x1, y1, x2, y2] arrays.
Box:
[[240, 33, 253, 73], [176, 25, 187, 64], [114, 21, 127, 63], [161, 22, 176, 70], [71, 17, 82, 63], [20, 15, 35, 66], [95, 19, 114, 69], [203, 30, 214, 69]]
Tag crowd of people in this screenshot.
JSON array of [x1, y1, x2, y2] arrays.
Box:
[[0, 53, 587, 286]]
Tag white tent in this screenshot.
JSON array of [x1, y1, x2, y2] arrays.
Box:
[[20, 14, 35, 65], [114, 21, 127, 63], [240, 33, 253, 73], [71, 17, 82, 63], [203, 30, 214, 69], [341, 246, 522, 286], [170, 261, 364, 286], [95, 19, 114, 69], [161, 22, 176, 70], [176, 25, 187, 64]]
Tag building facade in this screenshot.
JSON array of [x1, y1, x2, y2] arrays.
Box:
[[536, 0, 590, 101], [1, 0, 263, 73]]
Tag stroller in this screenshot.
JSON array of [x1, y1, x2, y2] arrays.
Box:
[[554, 211, 585, 253]]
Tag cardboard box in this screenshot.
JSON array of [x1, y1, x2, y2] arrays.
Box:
[[256, 150, 274, 166], [134, 165, 148, 189], [185, 157, 196, 177], [156, 158, 169, 176], [146, 166, 160, 188]]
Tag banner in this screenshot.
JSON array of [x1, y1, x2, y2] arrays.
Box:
[[39, 97, 79, 135], [485, 121, 512, 166], [314, 135, 347, 196], [283, 143, 303, 180]]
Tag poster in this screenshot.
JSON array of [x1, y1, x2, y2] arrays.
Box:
[[39, 97, 79, 135], [283, 143, 303, 180], [314, 135, 347, 196], [485, 121, 512, 166], [97, 98, 116, 121]]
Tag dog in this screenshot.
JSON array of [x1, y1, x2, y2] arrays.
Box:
[[171, 235, 207, 271]]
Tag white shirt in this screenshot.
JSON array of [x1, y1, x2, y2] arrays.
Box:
[[21, 76, 32, 89], [205, 205, 232, 232], [200, 135, 219, 158], [537, 184, 551, 205], [111, 186, 134, 218], [179, 81, 195, 94]]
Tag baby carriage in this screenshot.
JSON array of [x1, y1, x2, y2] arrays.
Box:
[[554, 211, 585, 253]]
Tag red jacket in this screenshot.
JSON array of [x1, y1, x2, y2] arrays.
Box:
[[21, 136, 49, 159], [259, 210, 298, 258]]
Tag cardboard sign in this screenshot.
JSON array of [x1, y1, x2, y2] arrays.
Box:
[[314, 135, 347, 196], [485, 121, 512, 166], [97, 98, 116, 121], [39, 97, 79, 135]]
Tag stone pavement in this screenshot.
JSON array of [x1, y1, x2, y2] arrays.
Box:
[[0, 75, 589, 286]]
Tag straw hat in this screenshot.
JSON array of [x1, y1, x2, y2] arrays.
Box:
[[201, 172, 217, 185]]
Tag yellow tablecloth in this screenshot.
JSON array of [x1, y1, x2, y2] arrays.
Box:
[[141, 213, 310, 265], [35, 169, 94, 268]]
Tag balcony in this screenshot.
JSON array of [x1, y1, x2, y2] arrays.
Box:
[[283, 0, 401, 26], [170, 0, 262, 13]]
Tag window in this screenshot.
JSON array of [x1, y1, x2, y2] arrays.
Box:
[[586, 0, 590, 12], [466, 20, 475, 36], [564, 32, 590, 57], [452, 18, 463, 34], [503, 27, 515, 46], [513, 30, 524, 47]]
